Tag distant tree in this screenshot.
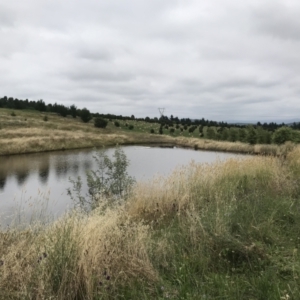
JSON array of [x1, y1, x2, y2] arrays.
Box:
[[36, 99, 46, 112], [273, 127, 293, 144], [206, 127, 216, 139], [80, 108, 92, 123], [70, 104, 77, 118], [246, 126, 257, 145], [228, 127, 238, 142], [58, 105, 68, 117], [238, 128, 247, 142], [94, 117, 108, 128], [257, 127, 270, 144], [221, 128, 229, 141], [188, 125, 197, 133], [159, 125, 163, 135]]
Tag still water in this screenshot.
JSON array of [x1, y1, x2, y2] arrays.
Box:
[[0, 146, 242, 226]]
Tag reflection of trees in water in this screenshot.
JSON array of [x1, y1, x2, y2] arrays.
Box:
[[71, 162, 80, 176], [39, 166, 50, 184], [83, 159, 92, 171], [0, 174, 6, 190], [37, 156, 50, 185], [54, 156, 71, 178], [16, 171, 29, 186]]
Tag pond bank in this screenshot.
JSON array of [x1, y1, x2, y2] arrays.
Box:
[[0, 128, 295, 157]]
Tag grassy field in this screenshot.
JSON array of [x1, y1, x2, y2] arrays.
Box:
[[0, 108, 293, 156], [1, 146, 300, 299]]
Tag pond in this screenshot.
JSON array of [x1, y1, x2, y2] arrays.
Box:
[[0, 146, 244, 226]]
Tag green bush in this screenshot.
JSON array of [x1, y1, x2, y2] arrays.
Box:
[[150, 128, 155, 134], [68, 147, 135, 212], [246, 126, 257, 145], [80, 108, 92, 123], [114, 121, 120, 127], [273, 127, 293, 144], [128, 125, 134, 130], [94, 117, 108, 128]]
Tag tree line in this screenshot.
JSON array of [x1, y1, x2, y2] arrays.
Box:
[[1, 96, 299, 144]]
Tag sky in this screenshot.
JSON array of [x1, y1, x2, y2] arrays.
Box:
[[1, 0, 300, 123]]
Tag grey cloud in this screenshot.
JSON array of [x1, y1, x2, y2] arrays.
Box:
[[78, 48, 113, 61], [0, 5, 15, 28], [67, 70, 135, 83], [1, 0, 300, 122], [253, 3, 300, 40]]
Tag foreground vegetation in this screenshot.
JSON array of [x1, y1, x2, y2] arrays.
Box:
[[1, 145, 300, 299]]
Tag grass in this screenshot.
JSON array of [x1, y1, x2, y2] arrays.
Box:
[[0, 108, 292, 157], [1, 146, 300, 299]]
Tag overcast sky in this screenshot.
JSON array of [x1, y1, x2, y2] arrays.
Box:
[[1, 0, 300, 122]]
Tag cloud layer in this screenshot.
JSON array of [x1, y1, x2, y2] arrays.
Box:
[[1, 0, 300, 122]]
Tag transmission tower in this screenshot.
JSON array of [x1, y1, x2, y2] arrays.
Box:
[[158, 108, 165, 118]]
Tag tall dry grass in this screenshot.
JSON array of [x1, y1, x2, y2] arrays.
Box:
[[1, 149, 300, 298], [0, 209, 157, 299]]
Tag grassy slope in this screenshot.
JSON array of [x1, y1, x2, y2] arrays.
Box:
[[0, 108, 293, 156], [1, 146, 300, 298], [0, 109, 174, 155]]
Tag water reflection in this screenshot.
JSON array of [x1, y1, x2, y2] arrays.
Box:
[[71, 162, 80, 175], [83, 159, 92, 171], [0, 146, 245, 227], [39, 166, 50, 184], [16, 171, 29, 186], [0, 175, 6, 190]]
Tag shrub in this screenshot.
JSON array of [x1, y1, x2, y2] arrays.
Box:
[[206, 127, 216, 139], [68, 147, 135, 212], [247, 126, 257, 145], [114, 121, 120, 127], [80, 108, 92, 123], [128, 125, 134, 130], [150, 129, 155, 134], [188, 125, 197, 133], [43, 115, 48, 122], [11, 111, 16, 117], [170, 128, 175, 134], [273, 127, 293, 144], [94, 117, 108, 128]]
